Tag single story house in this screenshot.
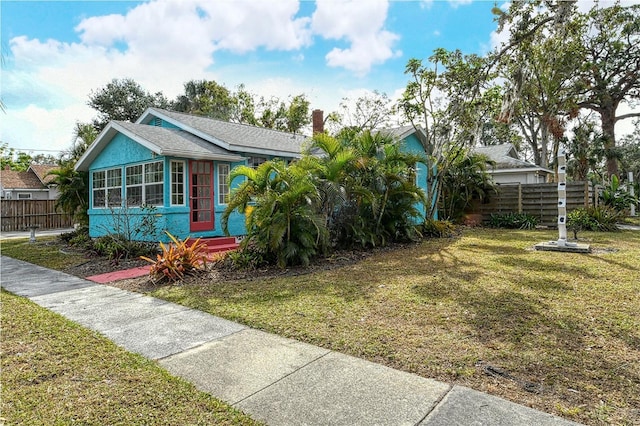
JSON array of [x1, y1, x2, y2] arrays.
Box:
[[472, 144, 552, 184], [75, 108, 430, 242], [0, 164, 59, 200]]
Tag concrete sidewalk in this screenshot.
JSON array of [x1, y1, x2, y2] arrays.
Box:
[[0, 227, 76, 240], [0, 255, 582, 426]]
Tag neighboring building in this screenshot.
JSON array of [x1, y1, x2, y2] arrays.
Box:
[[75, 108, 430, 241], [0, 164, 59, 200], [472, 144, 552, 185]]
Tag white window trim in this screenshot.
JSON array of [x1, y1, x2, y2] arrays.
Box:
[[170, 160, 186, 206], [217, 163, 230, 205], [92, 168, 122, 209], [17, 193, 32, 200], [125, 160, 164, 207]]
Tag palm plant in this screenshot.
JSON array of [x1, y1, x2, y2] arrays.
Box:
[[222, 160, 328, 267], [439, 148, 496, 221], [310, 130, 427, 247], [48, 165, 90, 225], [48, 122, 98, 225]]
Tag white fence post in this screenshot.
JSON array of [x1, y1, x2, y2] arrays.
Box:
[[630, 171, 636, 217]]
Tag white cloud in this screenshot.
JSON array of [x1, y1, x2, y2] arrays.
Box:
[[449, 0, 473, 9], [311, 0, 400, 75], [2, 0, 319, 152], [201, 0, 312, 52], [0, 104, 94, 154]]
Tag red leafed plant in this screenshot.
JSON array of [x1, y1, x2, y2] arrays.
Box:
[[141, 232, 209, 283]]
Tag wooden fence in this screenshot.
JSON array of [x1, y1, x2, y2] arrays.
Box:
[[473, 181, 595, 227], [1, 200, 74, 232]]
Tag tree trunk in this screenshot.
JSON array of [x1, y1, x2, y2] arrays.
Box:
[[600, 108, 619, 177], [540, 120, 549, 169]]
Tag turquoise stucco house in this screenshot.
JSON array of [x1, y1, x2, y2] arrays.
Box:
[[75, 108, 429, 242]]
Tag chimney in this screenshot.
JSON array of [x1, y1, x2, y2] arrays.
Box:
[[312, 109, 324, 134]]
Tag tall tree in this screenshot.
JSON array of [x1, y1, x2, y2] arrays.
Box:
[[328, 91, 396, 135], [88, 78, 169, 131], [565, 117, 605, 182], [60, 122, 98, 165], [494, 0, 581, 172], [573, 3, 640, 177], [173, 80, 234, 121], [230, 84, 258, 126], [398, 48, 494, 219], [255, 94, 310, 133], [0, 148, 57, 169], [48, 123, 98, 225], [618, 123, 640, 184]]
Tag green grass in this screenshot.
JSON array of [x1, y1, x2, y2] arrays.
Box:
[[0, 290, 260, 425], [149, 228, 640, 426], [1, 237, 88, 270], [4, 229, 639, 425]]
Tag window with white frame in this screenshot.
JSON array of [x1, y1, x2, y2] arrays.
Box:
[[17, 193, 32, 200], [248, 156, 266, 168], [170, 160, 185, 206], [125, 161, 164, 206], [218, 163, 230, 205], [92, 168, 122, 208]]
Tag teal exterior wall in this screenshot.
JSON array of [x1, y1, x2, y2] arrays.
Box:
[[86, 121, 429, 243], [400, 134, 428, 221], [87, 132, 251, 242]]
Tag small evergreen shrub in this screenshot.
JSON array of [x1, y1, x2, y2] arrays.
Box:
[[421, 219, 456, 238], [141, 232, 209, 283], [222, 240, 269, 270], [59, 226, 92, 249], [567, 208, 593, 239], [567, 206, 621, 236], [488, 213, 538, 229], [93, 234, 156, 261]]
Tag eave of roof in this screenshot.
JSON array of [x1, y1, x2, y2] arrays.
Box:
[[137, 108, 309, 157], [75, 121, 244, 172]]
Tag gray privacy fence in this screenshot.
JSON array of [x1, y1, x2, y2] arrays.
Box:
[[1, 200, 74, 232], [472, 181, 595, 227]]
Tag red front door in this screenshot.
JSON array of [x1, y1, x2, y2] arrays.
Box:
[[190, 160, 214, 232]]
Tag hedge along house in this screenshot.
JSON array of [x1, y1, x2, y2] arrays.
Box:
[[75, 108, 431, 242]]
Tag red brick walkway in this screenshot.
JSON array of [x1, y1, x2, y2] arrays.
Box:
[[86, 266, 150, 284]]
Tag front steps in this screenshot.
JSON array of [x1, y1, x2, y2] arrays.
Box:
[[186, 236, 239, 255]]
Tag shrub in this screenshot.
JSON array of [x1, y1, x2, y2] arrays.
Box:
[[489, 213, 538, 229], [567, 206, 621, 236], [141, 232, 209, 283], [567, 208, 594, 239], [586, 206, 621, 231], [421, 219, 456, 238], [59, 226, 92, 248], [600, 174, 637, 212], [93, 234, 157, 261], [222, 240, 268, 270]]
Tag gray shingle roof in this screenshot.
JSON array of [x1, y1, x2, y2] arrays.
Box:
[[472, 144, 549, 170], [144, 108, 310, 156], [114, 121, 241, 160], [378, 125, 417, 140]]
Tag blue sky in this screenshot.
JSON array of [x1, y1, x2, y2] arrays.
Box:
[[0, 0, 526, 155]]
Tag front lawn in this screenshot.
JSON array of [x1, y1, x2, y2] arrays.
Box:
[[0, 290, 259, 425], [149, 228, 639, 426], [3, 228, 638, 425]]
